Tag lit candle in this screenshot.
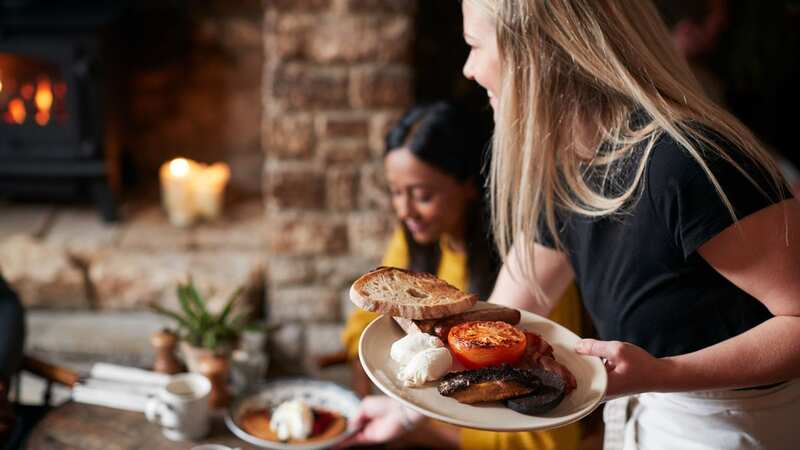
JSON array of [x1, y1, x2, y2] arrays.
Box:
[[160, 158, 199, 227], [194, 162, 230, 220]]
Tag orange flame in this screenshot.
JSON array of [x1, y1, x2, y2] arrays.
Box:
[[9, 98, 26, 124], [34, 78, 53, 126], [35, 78, 53, 112]]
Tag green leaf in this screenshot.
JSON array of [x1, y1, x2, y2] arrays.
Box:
[[176, 284, 201, 332], [186, 280, 213, 327]]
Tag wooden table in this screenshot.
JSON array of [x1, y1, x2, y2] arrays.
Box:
[[26, 402, 261, 450]]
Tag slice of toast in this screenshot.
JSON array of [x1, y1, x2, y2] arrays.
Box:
[[349, 267, 477, 320]]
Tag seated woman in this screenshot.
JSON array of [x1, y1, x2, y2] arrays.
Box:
[[341, 101, 585, 450]]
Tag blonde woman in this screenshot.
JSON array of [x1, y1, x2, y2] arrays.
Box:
[[341, 1, 800, 449]]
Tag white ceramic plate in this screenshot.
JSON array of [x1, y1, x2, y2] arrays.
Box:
[[225, 378, 360, 450], [359, 302, 607, 431]]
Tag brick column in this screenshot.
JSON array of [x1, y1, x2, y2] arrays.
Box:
[[262, 0, 416, 360]]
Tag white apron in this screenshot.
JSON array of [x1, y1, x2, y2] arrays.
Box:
[[603, 379, 800, 450]]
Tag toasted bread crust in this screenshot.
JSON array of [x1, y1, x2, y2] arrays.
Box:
[[350, 267, 477, 320]]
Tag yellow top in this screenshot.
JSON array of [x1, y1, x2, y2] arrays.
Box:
[[341, 227, 583, 450]]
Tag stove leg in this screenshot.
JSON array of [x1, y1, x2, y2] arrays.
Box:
[[90, 179, 119, 223]]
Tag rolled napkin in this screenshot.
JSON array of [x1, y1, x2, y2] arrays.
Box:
[[89, 363, 171, 387], [72, 363, 177, 412], [82, 377, 162, 397], [72, 383, 150, 412]]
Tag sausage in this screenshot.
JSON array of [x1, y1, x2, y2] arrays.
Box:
[[432, 307, 522, 341]]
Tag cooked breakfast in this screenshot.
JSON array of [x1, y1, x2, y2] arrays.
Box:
[[439, 326, 576, 414], [239, 399, 347, 444], [350, 267, 579, 416]]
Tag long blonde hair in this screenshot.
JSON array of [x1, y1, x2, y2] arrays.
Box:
[[469, 0, 786, 296]]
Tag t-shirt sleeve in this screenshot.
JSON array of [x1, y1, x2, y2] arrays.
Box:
[[647, 134, 790, 258]]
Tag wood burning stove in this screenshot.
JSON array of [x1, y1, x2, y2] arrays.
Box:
[[0, 1, 124, 221]]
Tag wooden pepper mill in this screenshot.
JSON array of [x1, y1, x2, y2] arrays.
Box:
[[151, 329, 183, 375], [198, 354, 230, 409]]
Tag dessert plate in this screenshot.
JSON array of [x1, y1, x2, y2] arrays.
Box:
[[225, 378, 360, 450]]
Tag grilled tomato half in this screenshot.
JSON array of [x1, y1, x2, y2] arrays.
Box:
[[447, 321, 527, 369]]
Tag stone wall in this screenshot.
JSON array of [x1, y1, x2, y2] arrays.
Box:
[[262, 0, 417, 360], [0, 202, 266, 312], [0, 200, 267, 369]]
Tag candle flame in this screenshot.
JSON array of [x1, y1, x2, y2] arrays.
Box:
[[169, 158, 191, 177]]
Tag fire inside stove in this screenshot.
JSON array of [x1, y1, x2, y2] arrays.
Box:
[[0, 54, 69, 127]]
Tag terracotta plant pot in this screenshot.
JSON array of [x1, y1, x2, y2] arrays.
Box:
[[198, 354, 231, 409]]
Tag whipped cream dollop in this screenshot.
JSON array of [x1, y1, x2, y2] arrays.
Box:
[[390, 332, 444, 365], [397, 347, 453, 387], [269, 399, 313, 441]]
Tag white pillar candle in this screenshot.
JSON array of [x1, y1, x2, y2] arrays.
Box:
[[160, 158, 199, 227], [194, 162, 230, 220]]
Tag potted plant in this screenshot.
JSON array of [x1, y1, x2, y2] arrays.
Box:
[[150, 278, 246, 372]]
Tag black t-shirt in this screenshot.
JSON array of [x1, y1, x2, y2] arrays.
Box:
[[539, 131, 791, 358]]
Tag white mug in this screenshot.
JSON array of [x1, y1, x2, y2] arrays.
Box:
[[145, 373, 211, 441]]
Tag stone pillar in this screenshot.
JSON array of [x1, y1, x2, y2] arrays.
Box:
[[262, 0, 417, 360]]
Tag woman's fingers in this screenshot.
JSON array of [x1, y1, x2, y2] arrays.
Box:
[[575, 338, 624, 360], [332, 396, 408, 449], [350, 409, 371, 433]]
